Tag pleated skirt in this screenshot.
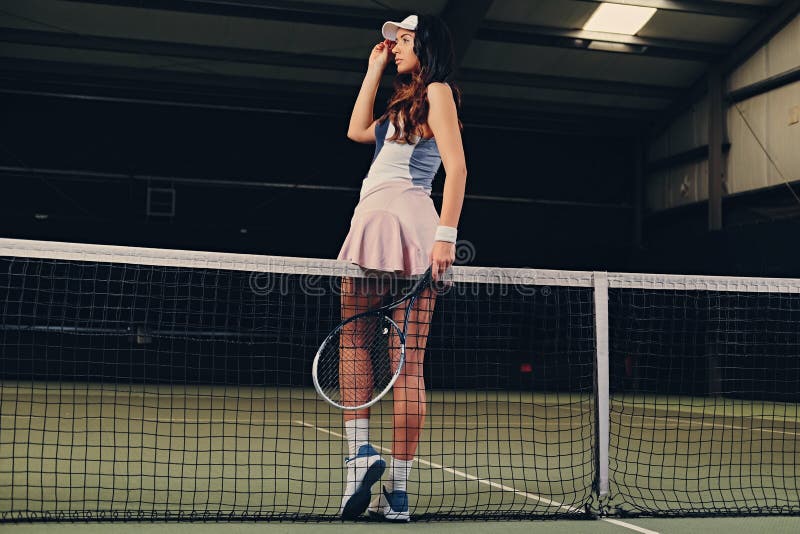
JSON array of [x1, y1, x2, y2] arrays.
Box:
[[337, 180, 439, 276]]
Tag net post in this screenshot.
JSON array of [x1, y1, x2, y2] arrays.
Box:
[[593, 271, 610, 498]]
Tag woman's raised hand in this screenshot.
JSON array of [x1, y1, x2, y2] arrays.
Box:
[[368, 39, 394, 71]]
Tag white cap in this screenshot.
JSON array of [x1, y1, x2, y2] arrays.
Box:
[[381, 14, 418, 41]]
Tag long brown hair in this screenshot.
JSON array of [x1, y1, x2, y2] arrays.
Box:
[[378, 14, 463, 144]]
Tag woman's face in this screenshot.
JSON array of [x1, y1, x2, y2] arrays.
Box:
[[392, 29, 420, 74]]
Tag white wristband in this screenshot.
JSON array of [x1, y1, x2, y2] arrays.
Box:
[[434, 225, 458, 243]]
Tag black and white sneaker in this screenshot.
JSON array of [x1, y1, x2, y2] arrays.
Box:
[[340, 444, 385, 520]]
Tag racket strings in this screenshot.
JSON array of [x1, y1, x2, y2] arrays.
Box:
[[336, 315, 398, 407], [316, 275, 437, 409]]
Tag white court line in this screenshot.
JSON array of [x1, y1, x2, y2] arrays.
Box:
[[602, 518, 660, 534], [617, 412, 798, 437], [565, 403, 798, 437], [294, 419, 658, 534], [293, 420, 576, 510]]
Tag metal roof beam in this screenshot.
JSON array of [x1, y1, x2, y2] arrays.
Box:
[[62, 0, 399, 29], [0, 28, 679, 99], [460, 68, 678, 99], [65, 0, 768, 22], [61, 0, 726, 60], [727, 65, 800, 104], [465, 94, 649, 120], [574, 0, 769, 18], [0, 27, 365, 71], [719, 0, 800, 74], [0, 165, 634, 207], [0, 57, 649, 133]]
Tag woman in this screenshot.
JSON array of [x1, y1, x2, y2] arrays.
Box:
[[336, 13, 467, 522]]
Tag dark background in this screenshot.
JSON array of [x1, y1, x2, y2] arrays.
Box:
[[2, 91, 799, 277], [1, 91, 634, 271]]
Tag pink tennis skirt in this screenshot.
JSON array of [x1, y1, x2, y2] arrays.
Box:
[[337, 179, 439, 276]]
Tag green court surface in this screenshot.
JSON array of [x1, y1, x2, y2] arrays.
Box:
[[1, 384, 594, 518], [1, 384, 798, 523], [607, 395, 799, 515]]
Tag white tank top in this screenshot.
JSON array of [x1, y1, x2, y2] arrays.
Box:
[[359, 119, 442, 199]]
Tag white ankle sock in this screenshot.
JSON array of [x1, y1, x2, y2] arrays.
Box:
[[345, 418, 370, 457], [388, 458, 413, 492]]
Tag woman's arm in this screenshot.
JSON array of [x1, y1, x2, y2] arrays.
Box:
[[347, 41, 392, 144], [427, 82, 467, 279]]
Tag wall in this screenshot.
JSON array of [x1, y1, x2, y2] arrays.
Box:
[[646, 13, 800, 212]]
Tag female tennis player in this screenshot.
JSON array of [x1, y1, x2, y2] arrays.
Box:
[[336, 13, 467, 521]]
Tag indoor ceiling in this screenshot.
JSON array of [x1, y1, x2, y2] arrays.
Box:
[[0, 0, 796, 136]]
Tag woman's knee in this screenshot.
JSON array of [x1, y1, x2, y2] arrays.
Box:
[[394, 374, 426, 395], [341, 277, 383, 308]]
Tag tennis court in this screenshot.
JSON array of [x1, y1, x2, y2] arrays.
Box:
[[1, 386, 594, 519], [1, 239, 799, 531], [2, 0, 800, 531], [2, 383, 798, 520], [2, 387, 799, 534], [608, 395, 799, 515], [5, 385, 798, 516]]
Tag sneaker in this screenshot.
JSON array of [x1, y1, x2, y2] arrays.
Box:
[[368, 485, 410, 522], [340, 444, 386, 520]]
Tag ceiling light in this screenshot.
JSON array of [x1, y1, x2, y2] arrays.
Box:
[[583, 3, 657, 35], [587, 41, 647, 54]]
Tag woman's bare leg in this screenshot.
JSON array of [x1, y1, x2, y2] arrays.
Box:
[[390, 285, 436, 459], [340, 276, 383, 423], [370, 284, 436, 521], [339, 275, 388, 519]]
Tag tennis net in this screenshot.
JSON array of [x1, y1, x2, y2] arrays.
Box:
[[0, 238, 596, 521], [608, 277, 800, 516], [0, 238, 798, 521]]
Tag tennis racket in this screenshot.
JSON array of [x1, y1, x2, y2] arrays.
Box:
[[312, 267, 433, 410]]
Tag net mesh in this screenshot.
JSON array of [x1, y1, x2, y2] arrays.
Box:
[[608, 286, 800, 516], [1, 239, 799, 521], [0, 239, 596, 521]]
